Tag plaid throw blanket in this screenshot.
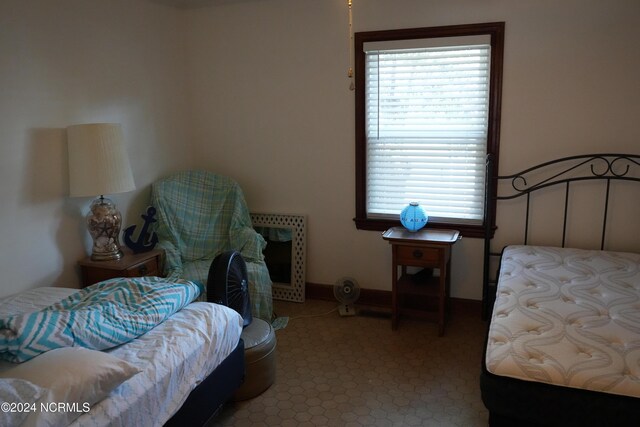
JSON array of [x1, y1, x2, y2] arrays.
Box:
[[151, 171, 273, 321], [0, 277, 202, 363]]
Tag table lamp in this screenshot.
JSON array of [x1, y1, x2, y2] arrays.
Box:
[[67, 123, 136, 261]]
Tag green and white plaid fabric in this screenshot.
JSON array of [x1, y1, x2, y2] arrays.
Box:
[[150, 171, 273, 321]]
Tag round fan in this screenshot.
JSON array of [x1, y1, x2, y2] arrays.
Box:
[[207, 251, 252, 327], [334, 277, 360, 316]]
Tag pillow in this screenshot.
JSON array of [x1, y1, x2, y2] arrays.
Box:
[[0, 378, 45, 427], [0, 347, 141, 426]]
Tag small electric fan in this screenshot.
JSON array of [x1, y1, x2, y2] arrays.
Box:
[[207, 251, 252, 327], [334, 277, 360, 316]]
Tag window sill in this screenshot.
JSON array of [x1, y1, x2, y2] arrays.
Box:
[[353, 217, 490, 238]]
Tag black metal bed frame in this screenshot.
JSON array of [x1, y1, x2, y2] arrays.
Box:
[[482, 153, 640, 319]]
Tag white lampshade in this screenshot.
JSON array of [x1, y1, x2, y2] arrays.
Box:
[[67, 123, 136, 197], [67, 123, 135, 261]]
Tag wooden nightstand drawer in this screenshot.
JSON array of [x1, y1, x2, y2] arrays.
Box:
[[78, 248, 164, 287], [124, 257, 159, 277], [396, 245, 440, 266]]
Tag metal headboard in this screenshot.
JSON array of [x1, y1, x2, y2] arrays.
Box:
[[482, 153, 640, 319]]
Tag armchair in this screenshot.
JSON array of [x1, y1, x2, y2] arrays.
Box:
[[150, 171, 272, 321]]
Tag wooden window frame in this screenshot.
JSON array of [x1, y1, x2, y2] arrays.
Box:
[[354, 22, 504, 238]]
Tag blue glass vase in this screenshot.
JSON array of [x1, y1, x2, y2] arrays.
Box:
[[400, 202, 428, 232]]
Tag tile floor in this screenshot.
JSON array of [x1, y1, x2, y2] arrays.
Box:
[[214, 299, 489, 427]]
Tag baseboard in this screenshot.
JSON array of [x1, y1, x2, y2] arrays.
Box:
[[305, 282, 482, 318]]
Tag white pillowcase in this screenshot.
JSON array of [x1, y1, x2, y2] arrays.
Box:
[[0, 347, 141, 427]]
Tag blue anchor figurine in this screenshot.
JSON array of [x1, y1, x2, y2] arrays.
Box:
[[124, 206, 159, 253]]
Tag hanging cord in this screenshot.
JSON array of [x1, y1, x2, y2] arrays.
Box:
[[348, 0, 355, 91]]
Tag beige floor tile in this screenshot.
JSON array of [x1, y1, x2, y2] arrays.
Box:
[[214, 299, 489, 426]]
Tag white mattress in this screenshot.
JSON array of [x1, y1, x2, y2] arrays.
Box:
[[486, 245, 640, 398], [0, 286, 243, 427]]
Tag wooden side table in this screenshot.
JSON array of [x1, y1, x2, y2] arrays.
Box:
[[382, 227, 460, 336], [77, 248, 164, 287]]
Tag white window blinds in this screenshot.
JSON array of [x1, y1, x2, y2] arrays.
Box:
[[365, 43, 491, 224]]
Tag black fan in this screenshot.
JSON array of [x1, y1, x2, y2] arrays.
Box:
[[207, 251, 252, 327]]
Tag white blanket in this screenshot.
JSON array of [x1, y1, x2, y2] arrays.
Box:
[[0, 287, 242, 427]]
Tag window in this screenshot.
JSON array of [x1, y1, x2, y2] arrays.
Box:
[[354, 23, 504, 237]]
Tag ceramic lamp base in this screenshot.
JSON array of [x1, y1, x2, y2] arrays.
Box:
[[87, 196, 124, 261]]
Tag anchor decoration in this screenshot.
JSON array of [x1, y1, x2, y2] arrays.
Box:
[[124, 206, 159, 253]]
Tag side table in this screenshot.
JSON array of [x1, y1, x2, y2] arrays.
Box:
[[382, 227, 460, 336], [77, 248, 164, 287]]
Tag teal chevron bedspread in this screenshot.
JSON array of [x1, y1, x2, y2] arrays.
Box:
[[0, 277, 202, 363]]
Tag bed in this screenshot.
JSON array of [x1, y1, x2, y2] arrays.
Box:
[[0, 279, 245, 427], [480, 154, 640, 427]]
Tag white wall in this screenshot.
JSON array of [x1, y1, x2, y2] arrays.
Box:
[[0, 0, 191, 297], [1, 0, 638, 301], [184, 0, 640, 299]]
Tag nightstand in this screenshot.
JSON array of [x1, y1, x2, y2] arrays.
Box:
[[382, 227, 460, 336], [78, 248, 164, 287]]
